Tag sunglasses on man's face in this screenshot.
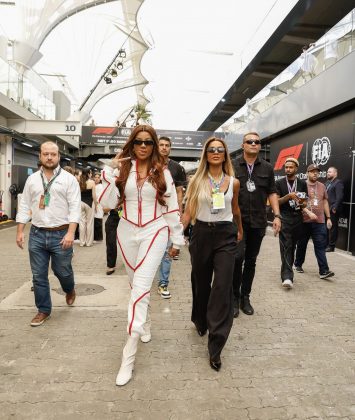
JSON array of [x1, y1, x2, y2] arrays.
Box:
[[133, 139, 154, 146], [244, 139, 261, 145], [206, 146, 225, 154]]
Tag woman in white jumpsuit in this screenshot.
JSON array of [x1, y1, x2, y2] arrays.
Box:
[[99, 125, 185, 386]]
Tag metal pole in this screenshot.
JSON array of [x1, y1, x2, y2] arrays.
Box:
[[347, 150, 355, 253]]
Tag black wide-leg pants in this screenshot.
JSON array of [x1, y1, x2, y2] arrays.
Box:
[[189, 220, 237, 361]]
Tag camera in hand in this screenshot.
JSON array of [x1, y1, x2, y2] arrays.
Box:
[[296, 192, 307, 199], [289, 191, 307, 210]]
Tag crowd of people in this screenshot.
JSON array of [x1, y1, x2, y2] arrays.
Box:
[[15, 126, 343, 387]]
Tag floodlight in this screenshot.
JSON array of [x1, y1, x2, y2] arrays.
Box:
[[116, 61, 123, 70]]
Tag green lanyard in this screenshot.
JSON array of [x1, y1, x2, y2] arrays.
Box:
[[208, 172, 225, 193], [40, 168, 61, 206]]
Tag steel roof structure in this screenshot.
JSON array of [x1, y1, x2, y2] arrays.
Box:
[[198, 0, 355, 131]]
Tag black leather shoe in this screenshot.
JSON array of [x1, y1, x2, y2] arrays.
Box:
[[326, 247, 334, 252], [210, 358, 221, 371], [240, 296, 254, 315]]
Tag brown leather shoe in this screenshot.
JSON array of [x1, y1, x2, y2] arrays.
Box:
[[66, 289, 76, 306], [30, 312, 50, 327]]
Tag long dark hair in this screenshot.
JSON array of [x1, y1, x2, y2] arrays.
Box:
[[116, 125, 166, 205], [79, 168, 92, 191]]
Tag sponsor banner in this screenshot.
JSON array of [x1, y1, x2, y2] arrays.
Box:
[[81, 126, 236, 149], [82, 126, 133, 146]]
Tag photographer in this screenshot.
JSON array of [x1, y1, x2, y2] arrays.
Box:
[[294, 165, 334, 280], [276, 158, 316, 289]]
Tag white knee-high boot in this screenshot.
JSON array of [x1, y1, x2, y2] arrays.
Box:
[[116, 335, 139, 386]]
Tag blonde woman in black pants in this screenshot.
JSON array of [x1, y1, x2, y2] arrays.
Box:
[[183, 137, 243, 371]]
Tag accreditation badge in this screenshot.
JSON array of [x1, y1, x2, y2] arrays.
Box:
[[212, 192, 225, 210], [39, 195, 45, 209], [246, 180, 256, 192], [44, 192, 50, 206], [313, 198, 318, 206]]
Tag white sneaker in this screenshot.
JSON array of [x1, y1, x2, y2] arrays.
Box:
[[282, 279, 293, 289]]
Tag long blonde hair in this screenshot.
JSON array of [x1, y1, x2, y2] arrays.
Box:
[[185, 137, 234, 222]]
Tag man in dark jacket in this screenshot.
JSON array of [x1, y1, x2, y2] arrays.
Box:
[[232, 132, 281, 317], [325, 167, 344, 252]]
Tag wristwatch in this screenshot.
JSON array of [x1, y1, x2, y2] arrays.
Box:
[[274, 214, 282, 219]]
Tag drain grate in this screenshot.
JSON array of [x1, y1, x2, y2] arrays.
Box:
[[54, 283, 105, 296]]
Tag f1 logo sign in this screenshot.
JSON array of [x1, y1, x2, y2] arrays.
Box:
[[274, 144, 303, 170], [92, 127, 116, 135]]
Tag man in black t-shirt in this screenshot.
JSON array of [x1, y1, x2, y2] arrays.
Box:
[[276, 158, 315, 288], [157, 136, 186, 299], [232, 132, 281, 317]]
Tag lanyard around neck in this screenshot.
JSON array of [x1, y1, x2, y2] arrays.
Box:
[[40, 168, 61, 194], [246, 163, 255, 180], [307, 181, 318, 198], [208, 172, 225, 192], [286, 178, 297, 193]]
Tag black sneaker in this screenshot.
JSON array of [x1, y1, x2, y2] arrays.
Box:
[[294, 266, 304, 273], [320, 270, 335, 279]]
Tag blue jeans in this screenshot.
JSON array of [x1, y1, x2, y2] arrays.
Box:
[[295, 222, 329, 274], [28, 225, 75, 314], [158, 239, 172, 287]]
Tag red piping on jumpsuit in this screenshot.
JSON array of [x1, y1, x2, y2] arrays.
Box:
[[128, 290, 150, 335], [163, 208, 180, 215], [136, 160, 143, 226], [122, 214, 163, 228], [117, 225, 168, 271]]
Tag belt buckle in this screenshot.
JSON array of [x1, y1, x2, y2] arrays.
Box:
[[208, 222, 215, 227]]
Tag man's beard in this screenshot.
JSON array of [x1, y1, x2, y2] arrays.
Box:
[[42, 161, 59, 170]]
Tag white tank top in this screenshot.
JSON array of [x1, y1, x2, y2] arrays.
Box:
[[196, 176, 234, 223]]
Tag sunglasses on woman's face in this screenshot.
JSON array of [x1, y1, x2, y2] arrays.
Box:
[[133, 139, 154, 146], [206, 146, 225, 154]]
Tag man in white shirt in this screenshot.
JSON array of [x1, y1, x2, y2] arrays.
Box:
[[16, 141, 81, 327]]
